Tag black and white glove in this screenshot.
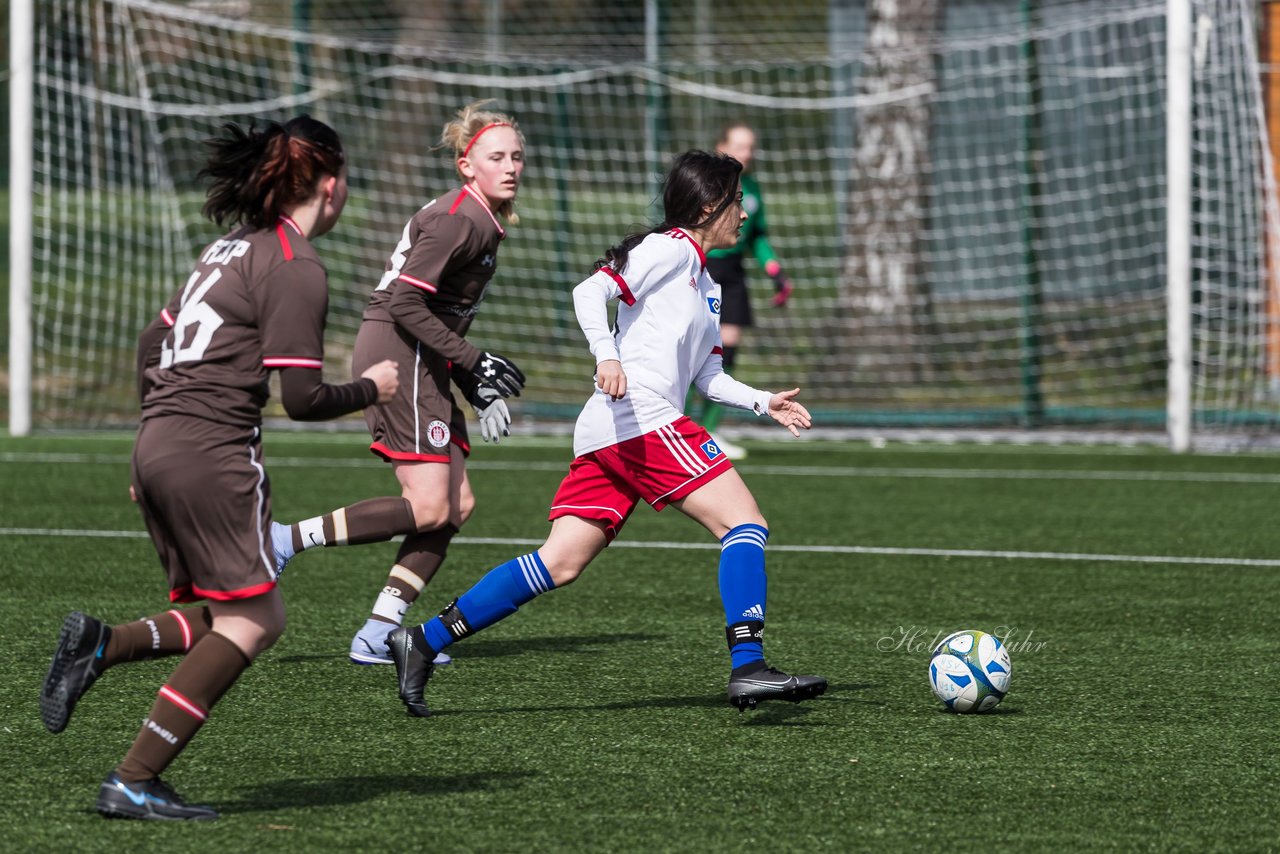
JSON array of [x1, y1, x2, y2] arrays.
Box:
[[471, 351, 526, 398], [468, 383, 511, 444]]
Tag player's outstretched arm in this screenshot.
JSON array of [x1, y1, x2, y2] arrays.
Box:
[[767, 387, 811, 437]]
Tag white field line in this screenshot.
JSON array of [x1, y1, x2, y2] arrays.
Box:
[[3, 451, 1279, 484], [0, 528, 1276, 568]]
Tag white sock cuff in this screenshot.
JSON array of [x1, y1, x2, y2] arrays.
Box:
[[371, 589, 408, 623]]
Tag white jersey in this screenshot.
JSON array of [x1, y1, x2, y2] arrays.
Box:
[[570, 228, 773, 456]]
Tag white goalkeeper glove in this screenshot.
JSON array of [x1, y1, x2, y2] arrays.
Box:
[[470, 384, 512, 444]]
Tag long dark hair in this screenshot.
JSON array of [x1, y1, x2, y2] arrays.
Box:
[[597, 150, 742, 274], [198, 115, 345, 230]]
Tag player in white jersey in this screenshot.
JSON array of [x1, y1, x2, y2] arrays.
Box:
[[386, 150, 828, 715], [570, 224, 772, 456]]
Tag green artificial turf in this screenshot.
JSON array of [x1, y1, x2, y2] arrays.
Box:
[[1, 433, 1277, 850]]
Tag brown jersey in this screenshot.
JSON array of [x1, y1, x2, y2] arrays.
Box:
[[140, 217, 330, 427], [362, 185, 505, 369]]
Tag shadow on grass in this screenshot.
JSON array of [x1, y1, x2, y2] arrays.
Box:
[[931, 704, 1023, 717], [448, 633, 652, 659], [432, 680, 873, 724], [273, 633, 650, 665], [225, 770, 538, 812]]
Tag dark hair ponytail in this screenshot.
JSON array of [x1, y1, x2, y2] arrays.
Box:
[[597, 150, 742, 274], [199, 115, 345, 230]]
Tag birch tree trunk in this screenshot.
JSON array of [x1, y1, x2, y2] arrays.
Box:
[[838, 0, 941, 384]]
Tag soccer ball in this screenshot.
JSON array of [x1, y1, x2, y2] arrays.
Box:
[[928, 629, 1012, 713]]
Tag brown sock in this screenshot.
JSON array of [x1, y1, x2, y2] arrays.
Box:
[[114, 633, 252, 782], [369, 526, 456, 625], [103, 607, 213, 668], [290, 497, 415, 552]]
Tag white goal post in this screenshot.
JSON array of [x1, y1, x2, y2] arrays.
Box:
[[9, 0, 35, 437], [8, 0, 1280, 449]]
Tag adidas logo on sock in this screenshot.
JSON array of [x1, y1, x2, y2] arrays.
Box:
[[741, 604, 764, 620]]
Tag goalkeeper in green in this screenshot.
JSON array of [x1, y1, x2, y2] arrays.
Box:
[[695, 122, 793, 460]]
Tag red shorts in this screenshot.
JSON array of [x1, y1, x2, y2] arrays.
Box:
[[548, 416, 733, 541]]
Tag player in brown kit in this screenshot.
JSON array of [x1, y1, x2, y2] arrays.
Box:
[[39, 115, 397, 821], [269, 101, 527, 667]]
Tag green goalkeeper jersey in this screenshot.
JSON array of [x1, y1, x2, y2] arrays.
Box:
[[707, 171, 778, 267]]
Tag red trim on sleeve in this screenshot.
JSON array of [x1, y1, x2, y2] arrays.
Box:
[[160, 308, 176, 327], [263, 357, 324, 369], [399, 273, 438, 293], [600, 267, 635, 306], [712, 346, 724, 356], [276, 223, 294, 261]]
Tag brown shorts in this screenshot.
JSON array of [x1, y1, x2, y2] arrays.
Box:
[[353, 320, 470, 463], [131, 415, 278, 603]]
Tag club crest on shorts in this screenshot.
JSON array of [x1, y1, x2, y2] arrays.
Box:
[[700, 438, 724, 460], [707, 297, 721, 315], [426, 420, 451, 448]]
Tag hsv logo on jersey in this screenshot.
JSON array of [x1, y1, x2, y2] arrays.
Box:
[[700, 438, 724, 460], [707, 297, 721, 315]]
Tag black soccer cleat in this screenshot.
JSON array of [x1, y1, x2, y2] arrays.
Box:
[[96, 773, 219, 821], [41, 611, 112, 734], [388, 626, 435, 718], [727, 662, 828, 711]]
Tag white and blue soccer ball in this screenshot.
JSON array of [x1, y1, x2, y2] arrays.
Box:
[[928, 629, 1012, 713]]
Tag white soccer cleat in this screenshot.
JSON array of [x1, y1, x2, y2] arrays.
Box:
[[270, 521, 296, 574]]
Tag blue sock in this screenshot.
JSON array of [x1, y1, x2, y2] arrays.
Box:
[[421, 552, 554, 654], [719, 524, 768, 669]]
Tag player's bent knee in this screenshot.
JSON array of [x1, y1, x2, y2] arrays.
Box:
[[255, 619, 287, 655], [458, 496, 476, 524], [408, 501, 452, 532], [724, 513, 768, 534], [541, 553, 588, 587], [215, 617, 285, 661]]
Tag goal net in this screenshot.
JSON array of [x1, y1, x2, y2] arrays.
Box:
[[11, 0, 1280, 447]]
